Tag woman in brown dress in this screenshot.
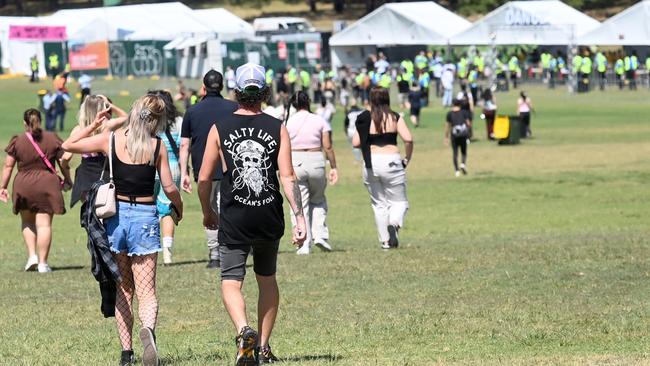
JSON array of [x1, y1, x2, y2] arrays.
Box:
[[0, 109, 72, 273]]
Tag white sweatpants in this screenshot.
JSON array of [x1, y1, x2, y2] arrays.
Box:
[[363, 153, 409, 243], [205, 180, 220, 260], [290, 151, 329, 246]]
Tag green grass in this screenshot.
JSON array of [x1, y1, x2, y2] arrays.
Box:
[[1, 76, 649, 365]]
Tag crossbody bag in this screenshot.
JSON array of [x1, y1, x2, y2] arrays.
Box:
[[25, 132, 64, 189]]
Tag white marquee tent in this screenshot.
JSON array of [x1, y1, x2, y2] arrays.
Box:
[[44, 2, 214, 41], [450, 0, 600, 46], [329, 1, 471, 67], [579, 0, 650, 46], [193, 8, 255, 41]]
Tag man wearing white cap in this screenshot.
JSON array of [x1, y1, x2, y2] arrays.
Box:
[[198, 62, 306, 365]]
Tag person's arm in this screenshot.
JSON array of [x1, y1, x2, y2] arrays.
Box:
[[197, 126, 220, 229], [396, 117, 413, 166], [62, 110, 111, 154], [179, 112, 192, 193], [57, 154, 73, 191], [157, 147, 183, 220], [0, 155, 16, 203], [352, 131, 361, 148], [180, 137, 192, 193], [278, 125, 307, 246], [321, 131, 338, 185]]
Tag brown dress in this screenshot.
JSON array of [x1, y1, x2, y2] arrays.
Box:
[[4, 132, 66, 215]]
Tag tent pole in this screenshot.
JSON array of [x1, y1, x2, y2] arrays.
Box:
[[489, 29, 497, 89], [567, 25, 576, 94]]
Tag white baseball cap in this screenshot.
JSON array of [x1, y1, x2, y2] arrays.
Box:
[[236, 62, 266, 92]]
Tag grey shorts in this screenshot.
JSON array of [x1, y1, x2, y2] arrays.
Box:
[[219, 241, 280, 281]]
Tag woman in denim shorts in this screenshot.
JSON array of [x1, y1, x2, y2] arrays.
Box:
[[63, 94, 183, 366]]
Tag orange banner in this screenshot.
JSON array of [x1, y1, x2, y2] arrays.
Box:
[[69, 41, 109, 70]]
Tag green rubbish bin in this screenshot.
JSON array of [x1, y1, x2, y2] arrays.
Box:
[[498, 115, 521, 145]]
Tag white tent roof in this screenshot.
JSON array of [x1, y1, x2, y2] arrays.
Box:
[[45, 2, 213, 41], [579, 0, 650, 46], [450, 0, 600, 45], [329, 1, 471, 47], [193, 8, 255, 41]]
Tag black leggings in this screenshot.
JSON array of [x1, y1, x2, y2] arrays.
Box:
[[451, 136, 467, 171]]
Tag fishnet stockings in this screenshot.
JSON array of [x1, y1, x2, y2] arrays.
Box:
[[114, 253, 159, 351]]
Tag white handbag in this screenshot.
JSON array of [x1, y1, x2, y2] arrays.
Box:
[[95, 132, 116, 219]]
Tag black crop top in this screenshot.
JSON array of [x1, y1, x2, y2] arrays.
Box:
[[368, 132, 397, 147], [111, 134, 160, 199]]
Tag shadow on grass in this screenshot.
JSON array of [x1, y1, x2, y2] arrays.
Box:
[[52, 265, 84, 271], [278, 249, 347, 254], [163, 259, 208, 267], [158, 352, 342, 364], [282, 354, 343, 362]]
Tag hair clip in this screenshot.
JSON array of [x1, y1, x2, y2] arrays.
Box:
[[140, 108, 152, 120]]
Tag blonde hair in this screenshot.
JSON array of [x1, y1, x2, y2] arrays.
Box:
[[125, 95, 165, 165], [78, 95, 108, 134]]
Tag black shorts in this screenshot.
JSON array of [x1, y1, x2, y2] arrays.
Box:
[[410, 106, 421, 117], [219, 241, 280, 281]]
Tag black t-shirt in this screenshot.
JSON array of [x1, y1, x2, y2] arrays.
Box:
[[446, 110, 470, 137], [217, 113, 285, 244], [408, 90, 423, 108], [398, 80, 410, 93], [181, 93, 238, 181]]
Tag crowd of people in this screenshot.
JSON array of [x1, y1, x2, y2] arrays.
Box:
[[0, 59, 416, 365]]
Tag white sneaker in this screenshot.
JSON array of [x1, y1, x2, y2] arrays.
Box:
[[460, 164, 467, 175], [296, 243, 310, 255], [314, 239, 332, 252], [163, 247, 173, 265], [381, 242, 391, 250], [455, 170, 461, 177], [37, 263, 52, 273], [24, 255, 38, 271]]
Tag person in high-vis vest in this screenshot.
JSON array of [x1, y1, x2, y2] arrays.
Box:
[[615, 56, 625, 90], [414, 51, 428, 73], [625, 51, 639, 90], [473, 53, 485, 76], [578, 54, 592, 93], [417, 69, 430, 107], [30, 55, 39, 83], [299, 68, 311, 93], [48, 52, 60, 80], [540, 50, 551, 84], [508, 55, 520, 89], [548, 55, 557, 89], [286, 64, 298, 94], [378, 72, 392, 89], [595, 51, 607, 91], [495, 57, 508, 91], [401, 59, 414, 78], [457, 55, 468, 82]]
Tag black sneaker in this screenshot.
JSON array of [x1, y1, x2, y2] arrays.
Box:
[[119, 350, 135, 366], [139, 327, 158, 366], [235, 326, 259, 366], [206, 259, 220, 269], [387, 225, 399, 248], [259, 345, 280, 364]]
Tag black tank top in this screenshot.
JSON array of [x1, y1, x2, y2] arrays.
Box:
[[111, 134, 161, 199], [368, 132, 397, 147], [217, 113, 284, 244]]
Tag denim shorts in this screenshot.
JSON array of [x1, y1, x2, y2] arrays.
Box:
[[105, 201, 161, 256]]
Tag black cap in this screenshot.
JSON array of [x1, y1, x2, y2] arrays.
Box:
[[203, 69, 223, 91]]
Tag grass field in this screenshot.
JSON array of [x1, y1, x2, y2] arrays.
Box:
[[0, 76, 649, 365]]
